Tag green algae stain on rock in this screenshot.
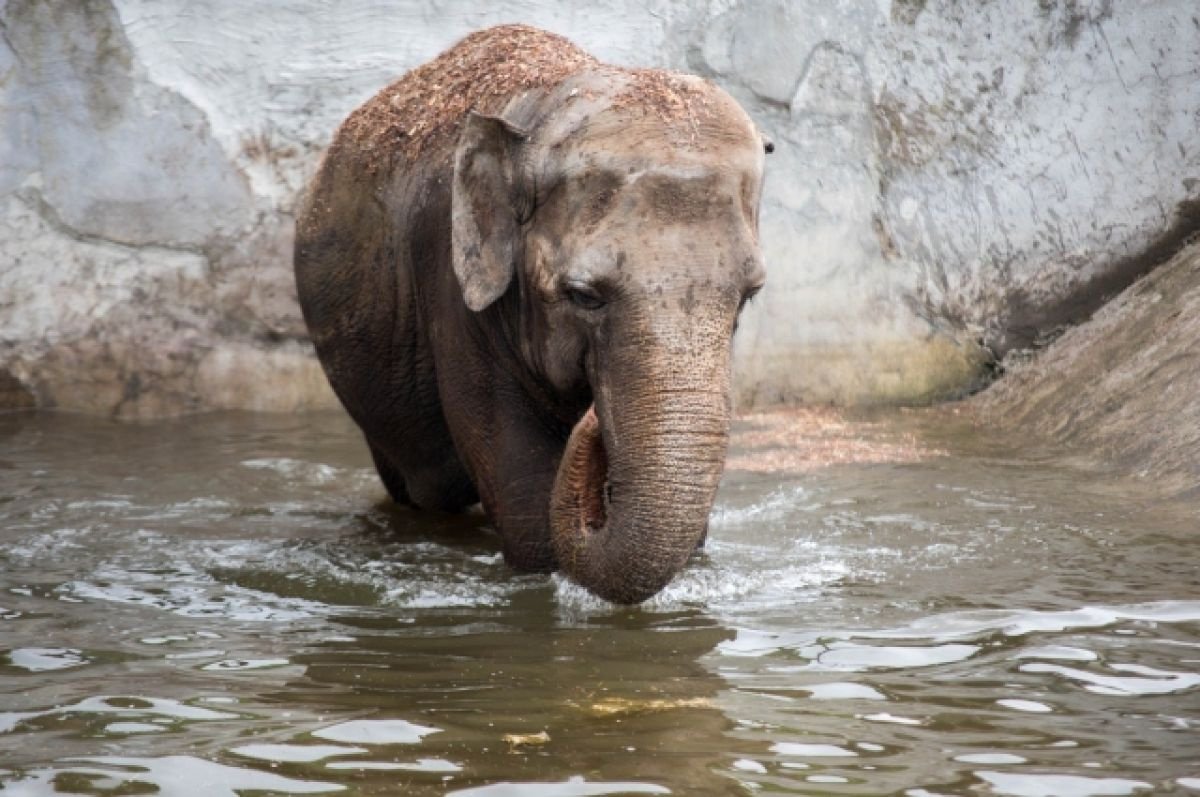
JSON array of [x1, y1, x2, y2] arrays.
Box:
[[735, 333, 990, 408]]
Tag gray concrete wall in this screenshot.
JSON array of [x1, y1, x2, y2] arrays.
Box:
[[2, 0, 1197, 416]]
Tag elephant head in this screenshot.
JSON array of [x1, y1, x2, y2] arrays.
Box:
[[451, 69, 767, 603]]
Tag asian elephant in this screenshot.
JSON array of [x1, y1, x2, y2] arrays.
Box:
[[294, 25, 768, 604]]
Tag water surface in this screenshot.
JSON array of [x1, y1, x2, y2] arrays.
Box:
[[0, 410, 1197, 795]]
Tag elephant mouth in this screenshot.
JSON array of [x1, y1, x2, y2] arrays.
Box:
[[560, 405, 609, 536]]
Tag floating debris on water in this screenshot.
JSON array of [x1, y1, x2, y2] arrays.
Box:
[[503, 730, 550, 750]]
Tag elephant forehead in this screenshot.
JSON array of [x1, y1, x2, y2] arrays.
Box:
[[538, 73, 763, 172], [557, 150, 755, 209], [559, 131, 763, 218], [533, 156, 755, 237], [565, 121, 762, 177], [536, 163, 760, 279], [562, 219, 756, 295], [630, 166, 726, 197], [621, 169, 744, 227]]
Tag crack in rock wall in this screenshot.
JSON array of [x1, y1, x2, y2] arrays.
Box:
[[1, 0, 1196, 415]]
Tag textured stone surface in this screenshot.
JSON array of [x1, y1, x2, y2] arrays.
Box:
[[1, 0, 1197, 415], [701, 0, 1200, 405], [973, 241, 1200, 498]]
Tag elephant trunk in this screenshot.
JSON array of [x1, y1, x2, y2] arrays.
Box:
[[549, 357, 731, 604]]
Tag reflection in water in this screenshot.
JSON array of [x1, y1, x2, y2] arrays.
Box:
[[229, 743, 367, 762], [0, 696, 239, 735], [3, 755, 343, 796], [0, 410, 1198, 794], [1019, 661, 1200, 696], [289, 608, 741, 793], [446, 777, 671, 795], [311, 718, 442, 744], [973, 770, 1153, 796], [4, 648, 88, 672]]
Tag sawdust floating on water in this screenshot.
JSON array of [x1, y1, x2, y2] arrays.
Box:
[[502, 730, 551, 750], [585, 697, 713, 717]]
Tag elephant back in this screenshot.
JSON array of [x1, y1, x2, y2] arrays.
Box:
[[331, 25, 596, 175]]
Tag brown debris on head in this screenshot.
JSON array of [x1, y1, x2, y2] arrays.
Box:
[[337, 25, 596, 170], [610, 68, 718, 137], [334, 25, 729, 172]]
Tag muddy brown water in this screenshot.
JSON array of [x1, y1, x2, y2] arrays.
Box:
[[0, 410, 1197, 796]]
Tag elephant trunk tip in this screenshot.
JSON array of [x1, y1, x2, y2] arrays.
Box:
[[549, 402, 712, 606]]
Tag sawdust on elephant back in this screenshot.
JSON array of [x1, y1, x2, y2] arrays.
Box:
[[335, 24, 722, 171], [338, 25, 594, 170], [611, 68, 718, 146]]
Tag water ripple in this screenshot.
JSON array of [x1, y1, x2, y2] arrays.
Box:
[[719, 600, 1200, 660], [975, 771, 1153, 796], [2, 756, 342, 796], [0, 695, 237, 735]]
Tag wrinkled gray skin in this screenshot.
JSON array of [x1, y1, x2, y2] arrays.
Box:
[[296, 68, 767, 604]]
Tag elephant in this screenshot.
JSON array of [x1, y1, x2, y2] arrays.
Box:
[[294, 25, 768, 604]]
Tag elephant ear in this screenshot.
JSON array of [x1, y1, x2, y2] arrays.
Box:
[[452, 111, 530, 312]]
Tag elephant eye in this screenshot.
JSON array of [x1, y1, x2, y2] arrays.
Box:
[[564, 283, 606, 311], [739, 284, 763, 312]]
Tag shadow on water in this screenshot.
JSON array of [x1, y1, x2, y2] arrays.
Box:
[[1, 409, 1198, 795]]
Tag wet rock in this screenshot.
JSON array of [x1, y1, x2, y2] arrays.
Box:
[[0, 368, 35, 411], [973, 242, 1200, 498], [701, 0, 1200, 405], [0, 0, 332, 416]]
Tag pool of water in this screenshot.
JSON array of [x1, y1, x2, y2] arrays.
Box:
[[0, 409, 1197, 796]]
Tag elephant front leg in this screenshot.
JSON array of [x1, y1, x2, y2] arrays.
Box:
[[461, 406, 573, 574], [435, 346, 578, 573], [368, 442, 412, 505], [488, 466, 562, 572]]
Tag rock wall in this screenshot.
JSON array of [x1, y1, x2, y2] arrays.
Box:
[[1, 0, 1197, 416]]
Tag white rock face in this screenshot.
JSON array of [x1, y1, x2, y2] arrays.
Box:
[[1, 0, 1197, 414]]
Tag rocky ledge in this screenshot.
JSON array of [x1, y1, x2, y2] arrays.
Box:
[[973, 241, 1200, 498]]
